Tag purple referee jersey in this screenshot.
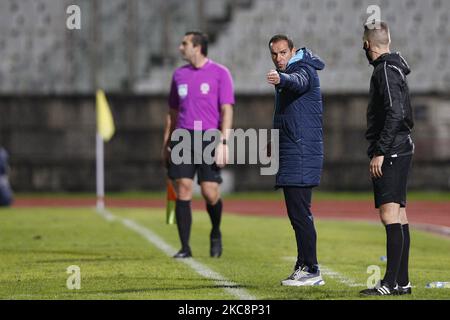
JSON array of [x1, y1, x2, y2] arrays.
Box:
[[168, 59, 235, 130]]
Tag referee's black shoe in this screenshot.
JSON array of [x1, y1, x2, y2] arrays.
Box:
[[360, 281, 398, 296], [396, 282, 412, 295], [173, 248, 192, 259], [210, 236, 222, 258]]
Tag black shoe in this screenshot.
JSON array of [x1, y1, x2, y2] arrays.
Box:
[[396, 282, 412, 295], [173, 248, 192, 259], [210, 237, 222, 258], [360, 282, 398, 296]]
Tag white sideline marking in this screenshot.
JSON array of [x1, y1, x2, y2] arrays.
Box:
[[320, 266, 365, 287], [96, 207, 256, 300], [282, 256, 365, 287]]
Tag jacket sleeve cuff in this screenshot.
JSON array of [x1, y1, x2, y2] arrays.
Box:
[[278, 72, 289, 87], [374, 145, 386, 156]]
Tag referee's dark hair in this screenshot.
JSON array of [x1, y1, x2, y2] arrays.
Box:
[[268, 34, 294, 50], [185, 31, 209, 56]]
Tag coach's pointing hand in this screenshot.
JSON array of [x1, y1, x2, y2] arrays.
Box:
[[370, 155, 384, 179], [267, 70, 280, 85]]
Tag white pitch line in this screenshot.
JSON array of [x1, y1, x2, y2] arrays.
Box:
[[96, 207, 256, 300], [282, 256, 365, 287], [320, 266, 365, 287]]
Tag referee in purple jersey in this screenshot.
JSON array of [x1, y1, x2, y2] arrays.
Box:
[[161, 31, 234, 258]]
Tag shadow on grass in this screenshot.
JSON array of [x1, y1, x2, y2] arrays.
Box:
[[34, 257, 153, 263], [85, 284, 253, 295]]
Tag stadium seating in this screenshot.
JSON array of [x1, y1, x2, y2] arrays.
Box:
[[205, 0, 450, 93], [0, 0, 448, 94]]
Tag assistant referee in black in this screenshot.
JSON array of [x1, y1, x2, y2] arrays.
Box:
[[360, 21, 414, 296]]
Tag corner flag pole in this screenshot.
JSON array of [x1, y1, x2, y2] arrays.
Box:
[[96, 132, 105, 210], [95, 89, 115, 210]]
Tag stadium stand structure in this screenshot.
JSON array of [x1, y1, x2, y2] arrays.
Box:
[[0, 0, 252, 93], [0, 0, 447, 94], [137, 0, 450, 94]]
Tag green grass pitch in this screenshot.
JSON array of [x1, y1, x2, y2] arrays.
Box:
[[0, 207, 449, 300]]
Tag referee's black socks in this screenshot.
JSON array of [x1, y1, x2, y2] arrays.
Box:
[[207, 199, 222, 239], [175, 200, 192, 251], [398, 224, 410, 286], [383, 223, 404, 287]]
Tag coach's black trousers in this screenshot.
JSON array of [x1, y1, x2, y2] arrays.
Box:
[[283, 187, 319, 271]]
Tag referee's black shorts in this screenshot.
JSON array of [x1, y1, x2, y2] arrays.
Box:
[[168, 130, 222, 185], [372, 154, 412, 209]]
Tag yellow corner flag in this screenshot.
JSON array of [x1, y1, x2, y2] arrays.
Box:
[[166, 179, 177, 224], [96, 89, 115, 141]]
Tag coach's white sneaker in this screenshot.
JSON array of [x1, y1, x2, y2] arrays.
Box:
[[281, 265, 325, 286]]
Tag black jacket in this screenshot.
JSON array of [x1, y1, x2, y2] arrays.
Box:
[[366, 52, 414, 158]]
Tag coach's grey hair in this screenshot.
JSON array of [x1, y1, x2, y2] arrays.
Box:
[[364, 21, 390, 47]]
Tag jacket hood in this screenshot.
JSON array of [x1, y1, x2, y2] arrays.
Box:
[[287, 47, 325, 71], [371, 52, 411, 75]]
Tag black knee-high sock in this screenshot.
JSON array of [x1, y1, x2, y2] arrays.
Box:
[[175, 200, 192, 251], [207, 199, 222, 239], [383, 223, 404, 287], [397, 224, 410, 286]]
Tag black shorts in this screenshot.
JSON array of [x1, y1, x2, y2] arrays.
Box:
[[167, 130, 222, 185], [372, 155, 412, 209]]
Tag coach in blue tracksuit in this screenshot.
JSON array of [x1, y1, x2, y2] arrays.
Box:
[[266, 34, 325, 286]]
